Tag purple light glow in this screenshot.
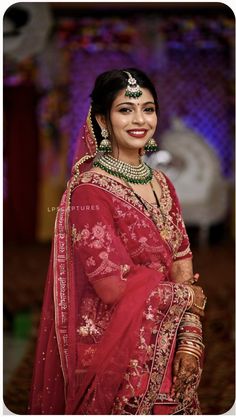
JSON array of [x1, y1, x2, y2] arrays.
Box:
[[64, 16, 234, 177]]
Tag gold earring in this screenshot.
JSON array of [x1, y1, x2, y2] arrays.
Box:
[[144, 137, 158, 152], [98, 128, 112, 153]]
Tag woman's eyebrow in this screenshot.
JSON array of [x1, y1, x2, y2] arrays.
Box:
[[115, 101, 155, 107]]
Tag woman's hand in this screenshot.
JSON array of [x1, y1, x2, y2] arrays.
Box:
[[189, 284, 207, 317], [171, 351, 199, 399], [184, 274, 207, 317]]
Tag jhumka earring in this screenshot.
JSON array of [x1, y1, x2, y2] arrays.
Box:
[[145, 138, 158, 152], [98, 128, 112, 153]]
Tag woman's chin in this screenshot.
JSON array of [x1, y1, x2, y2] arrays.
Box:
[[124, 141, 148, 151]]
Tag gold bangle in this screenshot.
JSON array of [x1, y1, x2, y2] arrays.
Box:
[[181, 341, 205, 349], [179, 323, 202, 330], [180, 320, 202, 326], [178, 341, 202, 349], [181, 314, 202, 325], [184, 312, 202, 321], [177, 350, 200, 360], [178, 334, 202, 341], [178, 347, 202, 356], [178, 346, 202, 356], [179, 341, 203, 349]]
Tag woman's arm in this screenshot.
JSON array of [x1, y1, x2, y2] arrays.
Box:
[[170, 258, 193, 283], [165, 174, 205, 311], [171, 258, 205, 317], [161, 173, 205, 399]]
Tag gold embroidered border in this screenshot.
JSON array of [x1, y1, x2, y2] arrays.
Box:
[[136, 284, 191, 415], [175, 245, 192, 259]]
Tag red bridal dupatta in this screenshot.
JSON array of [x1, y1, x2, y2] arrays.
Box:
[[29, 109, 202, 415]]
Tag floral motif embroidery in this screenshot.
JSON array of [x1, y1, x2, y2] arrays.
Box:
[[111, 283, 192, 415], [78, 346, 97, 369], [144, 306, 155, 321], [73, 219, 130, 282], [78, 315, 101, 337], [77, 297, 113, 343], [72, 220, 121, 280], [77, 171, 191, 261]]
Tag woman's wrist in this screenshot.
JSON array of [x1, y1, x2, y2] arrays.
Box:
[[185, 282, 207, 316], [176, 311, 204, 360]]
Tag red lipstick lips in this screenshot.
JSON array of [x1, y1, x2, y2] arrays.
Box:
[[127, 129, 148, 139]]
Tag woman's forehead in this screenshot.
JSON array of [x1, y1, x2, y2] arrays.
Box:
[[112, 88, 155, 106]]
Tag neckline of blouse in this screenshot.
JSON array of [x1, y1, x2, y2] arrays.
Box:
[[84, 169, 165, 210]]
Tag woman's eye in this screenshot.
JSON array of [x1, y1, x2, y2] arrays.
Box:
[[144, 107, 155, 113], [119, 108, 132, 113]]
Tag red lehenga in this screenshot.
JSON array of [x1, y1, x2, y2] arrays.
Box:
[[29, 110, 203, 415]]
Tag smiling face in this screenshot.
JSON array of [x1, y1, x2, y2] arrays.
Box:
[[109, 88, 157, 153], [95, 87, 157, 161]]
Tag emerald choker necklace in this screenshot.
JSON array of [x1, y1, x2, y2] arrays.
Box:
[[93, 154, 153, 184]]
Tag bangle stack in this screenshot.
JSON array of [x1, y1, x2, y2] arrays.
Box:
[[177, 312, 204, 361]]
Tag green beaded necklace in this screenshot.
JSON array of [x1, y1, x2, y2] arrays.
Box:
[[93, 154, 153, 184]]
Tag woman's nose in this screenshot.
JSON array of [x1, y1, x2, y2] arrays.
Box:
[[132, 110, 145, 124]]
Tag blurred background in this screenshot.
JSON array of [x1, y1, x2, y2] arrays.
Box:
[[3, 2, 235, 414]]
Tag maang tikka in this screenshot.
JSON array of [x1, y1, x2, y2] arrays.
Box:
[[123, 71, 143, 99], [98, 128, 112, 153]]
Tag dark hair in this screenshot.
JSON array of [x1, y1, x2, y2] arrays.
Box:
[[90, 68, 159, 145]]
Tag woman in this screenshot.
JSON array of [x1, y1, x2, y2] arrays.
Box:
[[29, 68, 206, 415]]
